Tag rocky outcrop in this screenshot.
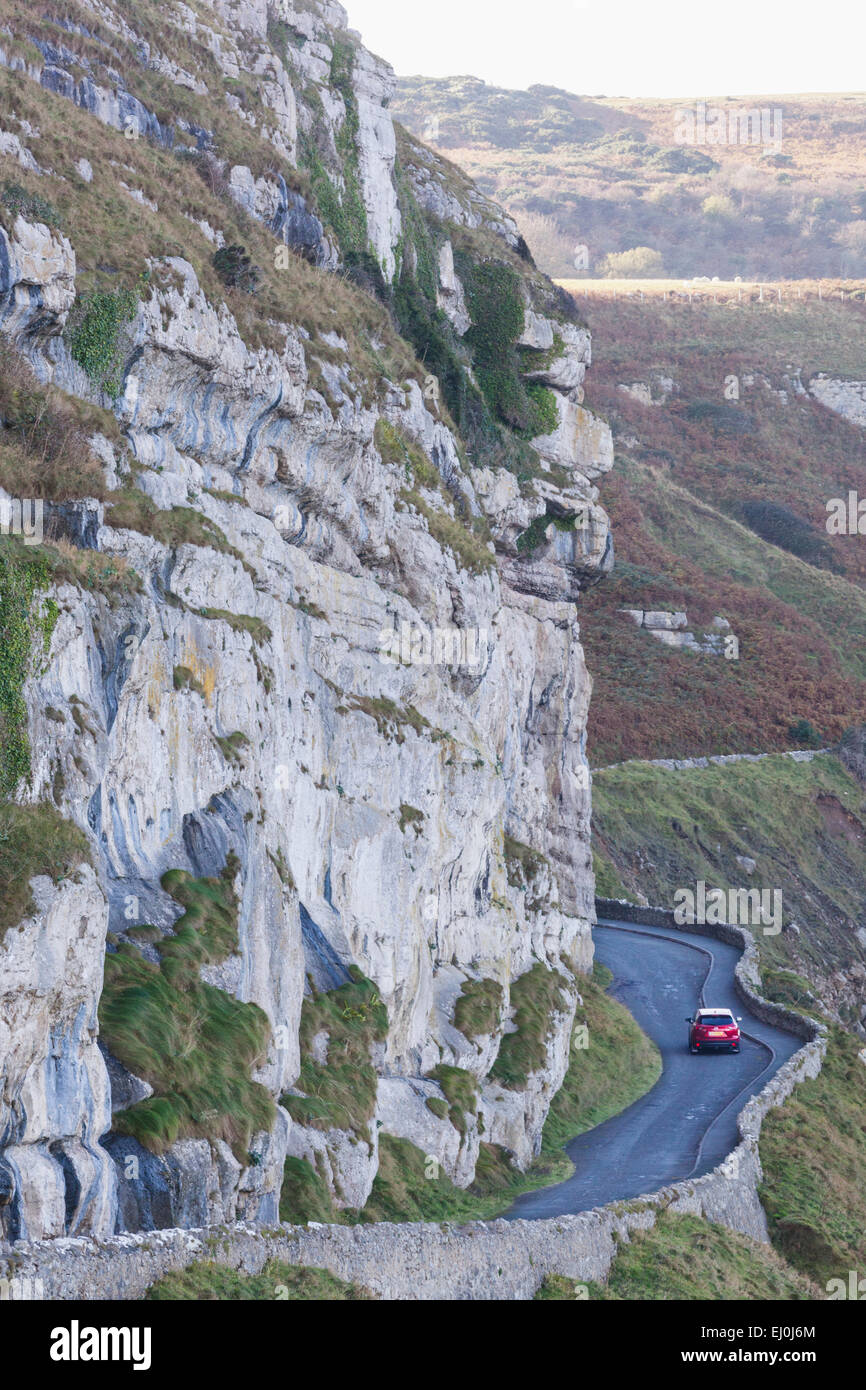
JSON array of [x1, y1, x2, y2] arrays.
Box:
[[0, 0, 613, 1242], [0, 215, 76, 339], [809, 374, 866, 428], [0, 870, 115, 1243], [619, 609, 732, 655]]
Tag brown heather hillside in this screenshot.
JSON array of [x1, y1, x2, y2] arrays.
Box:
[[570, 293, 866, 764]]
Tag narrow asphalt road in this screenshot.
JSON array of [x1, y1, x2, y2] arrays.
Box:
[[504, 917, 802, 1220]]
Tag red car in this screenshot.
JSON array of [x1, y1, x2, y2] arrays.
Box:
[[686, 1007, 741, 1054]]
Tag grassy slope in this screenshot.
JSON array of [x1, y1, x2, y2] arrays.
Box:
[[536, 1213, 818, 1300], [0, 2, 421, 393], [592, 752, 866, 986], [759, 1026, 866, 1288]]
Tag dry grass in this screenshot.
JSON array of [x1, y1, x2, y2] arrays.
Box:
[[0, 801, 91, 940], [0, 33, 421, 398], [0, 348, 107, 500]]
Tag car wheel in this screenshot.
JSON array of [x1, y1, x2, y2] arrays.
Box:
[[689, 1043, 699, 1054], [731, 1043, 740, 1053]]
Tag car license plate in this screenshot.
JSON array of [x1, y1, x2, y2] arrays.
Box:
[[709, 1029, 724, 1037]]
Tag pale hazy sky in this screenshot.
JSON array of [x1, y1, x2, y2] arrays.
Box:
[[343, 0, 866, 99]]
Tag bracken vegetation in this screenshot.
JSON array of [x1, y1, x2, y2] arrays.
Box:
[[571, 294, 866, 764]]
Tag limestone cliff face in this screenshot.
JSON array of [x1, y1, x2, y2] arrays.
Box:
[[0, 0, 612, 1238]]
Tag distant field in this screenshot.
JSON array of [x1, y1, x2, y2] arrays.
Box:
[[395, 80, 866, 281], [559, 278, 866, 303]]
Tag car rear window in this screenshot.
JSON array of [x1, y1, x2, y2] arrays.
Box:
[[700, 1013, 734, 1025]]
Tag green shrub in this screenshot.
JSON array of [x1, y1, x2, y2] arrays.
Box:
[[523, 381, 559, 436], [67, 275, 148, 398], [212, 244, 261, 294], [597, 246, 665, 278], [0, 180, 62, 229], [787, 717, 822, 747]]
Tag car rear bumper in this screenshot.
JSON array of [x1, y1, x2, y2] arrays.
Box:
[[693, 1038, 739, 1050]]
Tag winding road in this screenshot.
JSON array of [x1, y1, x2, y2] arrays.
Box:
[[504, 917, 802, 1221]]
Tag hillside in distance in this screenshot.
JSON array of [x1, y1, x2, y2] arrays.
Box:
[[394, 78, 866, 281], [565, 290, 866, 764]]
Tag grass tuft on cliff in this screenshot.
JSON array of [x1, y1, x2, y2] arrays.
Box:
[[453, 977, 504, 1040], [0, 346, 109, 499], [0, 541, 61, 795], [426, 1063, 478, 1135], [488, 961, 572, 1089], [99, 854, 274, 1160], [280, 968, 388, 1139], [0, 801, 91, 941]]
